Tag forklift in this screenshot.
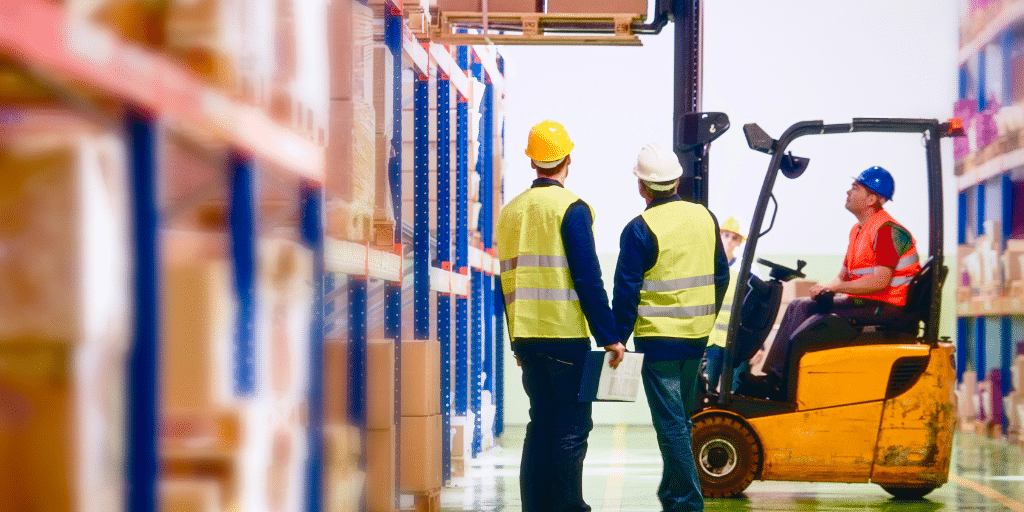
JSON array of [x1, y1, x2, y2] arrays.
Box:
[[679, 116, 964, 500]]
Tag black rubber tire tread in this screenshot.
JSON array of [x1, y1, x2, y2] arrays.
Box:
[[880, 485, 937, 500], [691, 415, 762, 498]]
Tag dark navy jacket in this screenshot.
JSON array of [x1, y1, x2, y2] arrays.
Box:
[[498, 178, 618, 358], [613, 195, 730, 362]]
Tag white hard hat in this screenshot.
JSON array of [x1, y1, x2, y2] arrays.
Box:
[[633, 142, 682, 190]]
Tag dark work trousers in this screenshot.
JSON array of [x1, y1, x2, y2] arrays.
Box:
[[642, 357, 704, 512], [762, 296, 903, 379], [517, 349, 594, 512]]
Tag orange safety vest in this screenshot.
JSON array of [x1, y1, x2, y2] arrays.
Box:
[[842, 209, 921, 306]]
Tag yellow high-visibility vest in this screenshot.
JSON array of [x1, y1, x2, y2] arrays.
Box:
[[635, 201, 717, 338], [496, 186, 593, 339], [708, 269, 738, 348]]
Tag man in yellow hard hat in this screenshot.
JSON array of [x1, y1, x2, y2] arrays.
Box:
[[703, 216, 746, 391], [612, 142, 729, 512], [496, 120, 625, 512]]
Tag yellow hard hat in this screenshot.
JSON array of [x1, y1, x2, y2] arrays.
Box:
[[721, 216, 746, 241], [525, 120, 574, 167]]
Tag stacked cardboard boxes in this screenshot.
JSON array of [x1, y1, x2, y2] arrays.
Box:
[[0, 113, 130, 512], [367, 339, 397, 512], [400, 341, 443, 495]]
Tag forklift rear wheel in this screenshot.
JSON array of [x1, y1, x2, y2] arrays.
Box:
[[691, 415, 761, 498], [880, 485, 937, 500]]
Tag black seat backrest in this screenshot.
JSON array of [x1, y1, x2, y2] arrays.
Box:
[[732, 274, 783, 367], [887, 256, 944, 334]]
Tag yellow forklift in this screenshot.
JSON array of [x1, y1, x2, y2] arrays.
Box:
[[691, 118, 964, 500]]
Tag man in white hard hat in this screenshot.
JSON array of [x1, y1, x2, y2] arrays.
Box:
[[497, 120, 625, 512], [612, 142, 729, 512]]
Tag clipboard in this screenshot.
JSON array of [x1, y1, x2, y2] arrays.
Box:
[[578, 351, 645, 402]]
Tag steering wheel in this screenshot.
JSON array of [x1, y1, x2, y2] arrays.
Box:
[[756, 258, 807, 282]]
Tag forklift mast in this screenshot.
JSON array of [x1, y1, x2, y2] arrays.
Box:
[[671, 0, 707, 205]]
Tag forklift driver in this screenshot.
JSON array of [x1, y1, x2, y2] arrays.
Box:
[[738, 167, 921, 401]]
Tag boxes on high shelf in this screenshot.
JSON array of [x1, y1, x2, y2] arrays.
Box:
[[0, 112, 131, 348], [76, 0, 168, 48], [326, 99, 376, 242], [547, 0, 647, 16], [401, 341, 441, 416], [164, 0, 243, 90], [437, 0, 542, 12], [329, 0, 374, 102], [373, 46, 395, 135], [400, 414, 442, 493], [0, 341, 127, 512], [367, 427, 396, 512]]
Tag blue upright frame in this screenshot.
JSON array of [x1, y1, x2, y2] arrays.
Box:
[[494, 54, 506, 439], [347, 274, 368, 512], [126, 108, 159, 512], [385, 10, 403, 505], [470, 50, 484, 457], [437, 69, 453, 483], [957, 317, 968, 381], [455, 44, 470, 420], [481, 73, 495, 428], [301, 184, 326, 512], [229, 152, 257, 396], [414, 71, 431, 340]]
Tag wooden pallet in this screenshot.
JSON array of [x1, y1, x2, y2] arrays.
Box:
[[433, 12, 643, 46], [402, 488, 442, 512]]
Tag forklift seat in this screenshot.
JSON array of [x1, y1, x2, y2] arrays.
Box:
[[847, 256, 942, 335]]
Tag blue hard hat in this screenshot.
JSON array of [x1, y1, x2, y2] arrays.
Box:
[[855, 166, 895, 201]]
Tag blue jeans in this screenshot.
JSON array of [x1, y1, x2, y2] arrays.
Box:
[[642, 358, 704, 512], [518, 349, 594, 512], [704, 345, 749, 393], [703, 345, 724, 391]]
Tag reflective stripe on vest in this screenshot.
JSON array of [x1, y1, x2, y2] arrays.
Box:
[[842, 209, 921, 306], [496, 186, 592, 339], [634, 200, 717, 338], [708, 269, 738, 348]]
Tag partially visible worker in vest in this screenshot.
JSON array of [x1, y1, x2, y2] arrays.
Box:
[[496, 119, 625, 512], [738, 166, 921, 401], [612, 142, 729, 512], [703, 216, 746, 392]]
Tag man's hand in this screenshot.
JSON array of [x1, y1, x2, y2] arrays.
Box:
[[808, 283, 832, 299], [604, 342, 626, 369]]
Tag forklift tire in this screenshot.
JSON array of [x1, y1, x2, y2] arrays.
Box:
[[880, 485, 937, 500], [691, 415, 762, 498]]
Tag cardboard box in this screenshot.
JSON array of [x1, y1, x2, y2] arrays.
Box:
[[160, 479, 221, 512], [781, 279, 817, 303], [547, 0, 646, 16], [400, 415, 442, 492], [367, 428, 396, 512], [0, 342, 126, 512], [325, 340, 349, 425], [437, 0, 541, 12], [401, 341, 441, 416], [369, 339, 396, 430], [0, 117, 130, 346], [162, 259, 235, 409]]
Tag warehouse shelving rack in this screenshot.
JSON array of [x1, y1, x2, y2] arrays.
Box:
[[953, 0, 1024, 436], [0, 0, 506, 510]]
